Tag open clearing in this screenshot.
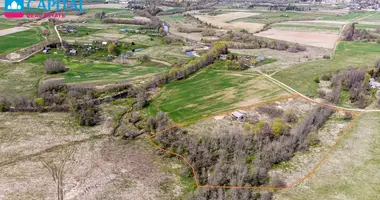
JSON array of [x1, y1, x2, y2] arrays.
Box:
[[231, 11, 332, 24], [230, 47, 331, 73], [255, 28, 339, 49], [0, 28, 43, 54], [194, 12, 265, 33], [273, 42, 380, 97], [0, 62, 43, 98], [61, 61, 169, 84], [274, 112, 380, 200], [147, 65, 290, 123], [0, 112, 189, 199]]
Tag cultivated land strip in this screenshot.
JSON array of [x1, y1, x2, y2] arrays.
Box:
[[146, 94, 360, 190]]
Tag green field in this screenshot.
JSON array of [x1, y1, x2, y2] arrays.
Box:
[[231, 11, 330, 24], [323, 11, 377, 21], [166, 7, 185, 13], [108, 10, 136, 18], [0, 29, 44, 54], [147, 63, 289, 122], [159, 14, 185, 23], [26, 50, 169, 84], [272, 24, 341, 31], [273, 42, 380, 97], [356, 23, 380, 30], [62, 61, 168, 83]]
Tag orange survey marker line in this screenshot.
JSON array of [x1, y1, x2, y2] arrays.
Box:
[[145, 94, 359, 191]]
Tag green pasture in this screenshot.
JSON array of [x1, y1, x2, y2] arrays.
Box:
[[147, 63, 289, 123], [0, 29, 43, 54], [273, 42, 380, 97]]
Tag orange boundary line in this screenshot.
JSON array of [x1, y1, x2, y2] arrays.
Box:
[[145, 94, 359, 191]]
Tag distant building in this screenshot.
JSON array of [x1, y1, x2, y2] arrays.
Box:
[[43, 49, 50, 54], [102, 41, 108, 45], [120, 54, 129, 59]]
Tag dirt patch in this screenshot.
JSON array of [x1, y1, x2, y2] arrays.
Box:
[[0, 112, 186, 199], [133, 16, 151, 22], [0, 27, 30, 36], [255, 28, 339, 49]]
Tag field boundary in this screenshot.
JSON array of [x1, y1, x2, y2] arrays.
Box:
[[146, 94, 360, 191]]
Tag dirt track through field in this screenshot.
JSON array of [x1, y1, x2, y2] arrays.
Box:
[[0, 27, 30, 37]]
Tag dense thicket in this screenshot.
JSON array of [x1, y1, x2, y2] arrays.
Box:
[[328, 68, 372, 108], [44, 59, 67, 74]]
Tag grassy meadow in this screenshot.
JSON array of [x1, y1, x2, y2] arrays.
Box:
[[273, 42, 380, 97], [231, 11, 329, 24], [26, 50, 169, 84], [0, 29, 44, 54], [276, 112, 380, 200], [0, 62, 43, 98], [147, 62, 289, 123]]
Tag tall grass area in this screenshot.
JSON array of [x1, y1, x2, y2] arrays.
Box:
[[0, 29, 43, 54], [273, 42, 380, 97], [276, 112, 380, 200], [147, 64, 288, 123], [0, 62, 43, 98]]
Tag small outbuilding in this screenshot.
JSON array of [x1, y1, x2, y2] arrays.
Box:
[[102, 41, 108, 45], [256, 56, 265, 62], [220, 54, 228, 60], [43, 49, 50, 54], [69, 49, 77, 55], [232, 111, 245, 121]]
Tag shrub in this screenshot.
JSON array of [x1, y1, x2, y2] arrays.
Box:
[[321, 74, 331, 81], [138, 55, 151, 62], [0, 97, 11, 112], [72, 100, 100, 126], [44, 59, 67, 74], [323, 55, 331, 59], [307, 132, 320, 146], [314, 77, 320, 83], [272, 118, 285, 136], [272, 176, 286, 188], [283, 111, 298, 123]]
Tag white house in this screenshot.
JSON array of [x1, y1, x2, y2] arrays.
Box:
[[102, 41, 108, 45]]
